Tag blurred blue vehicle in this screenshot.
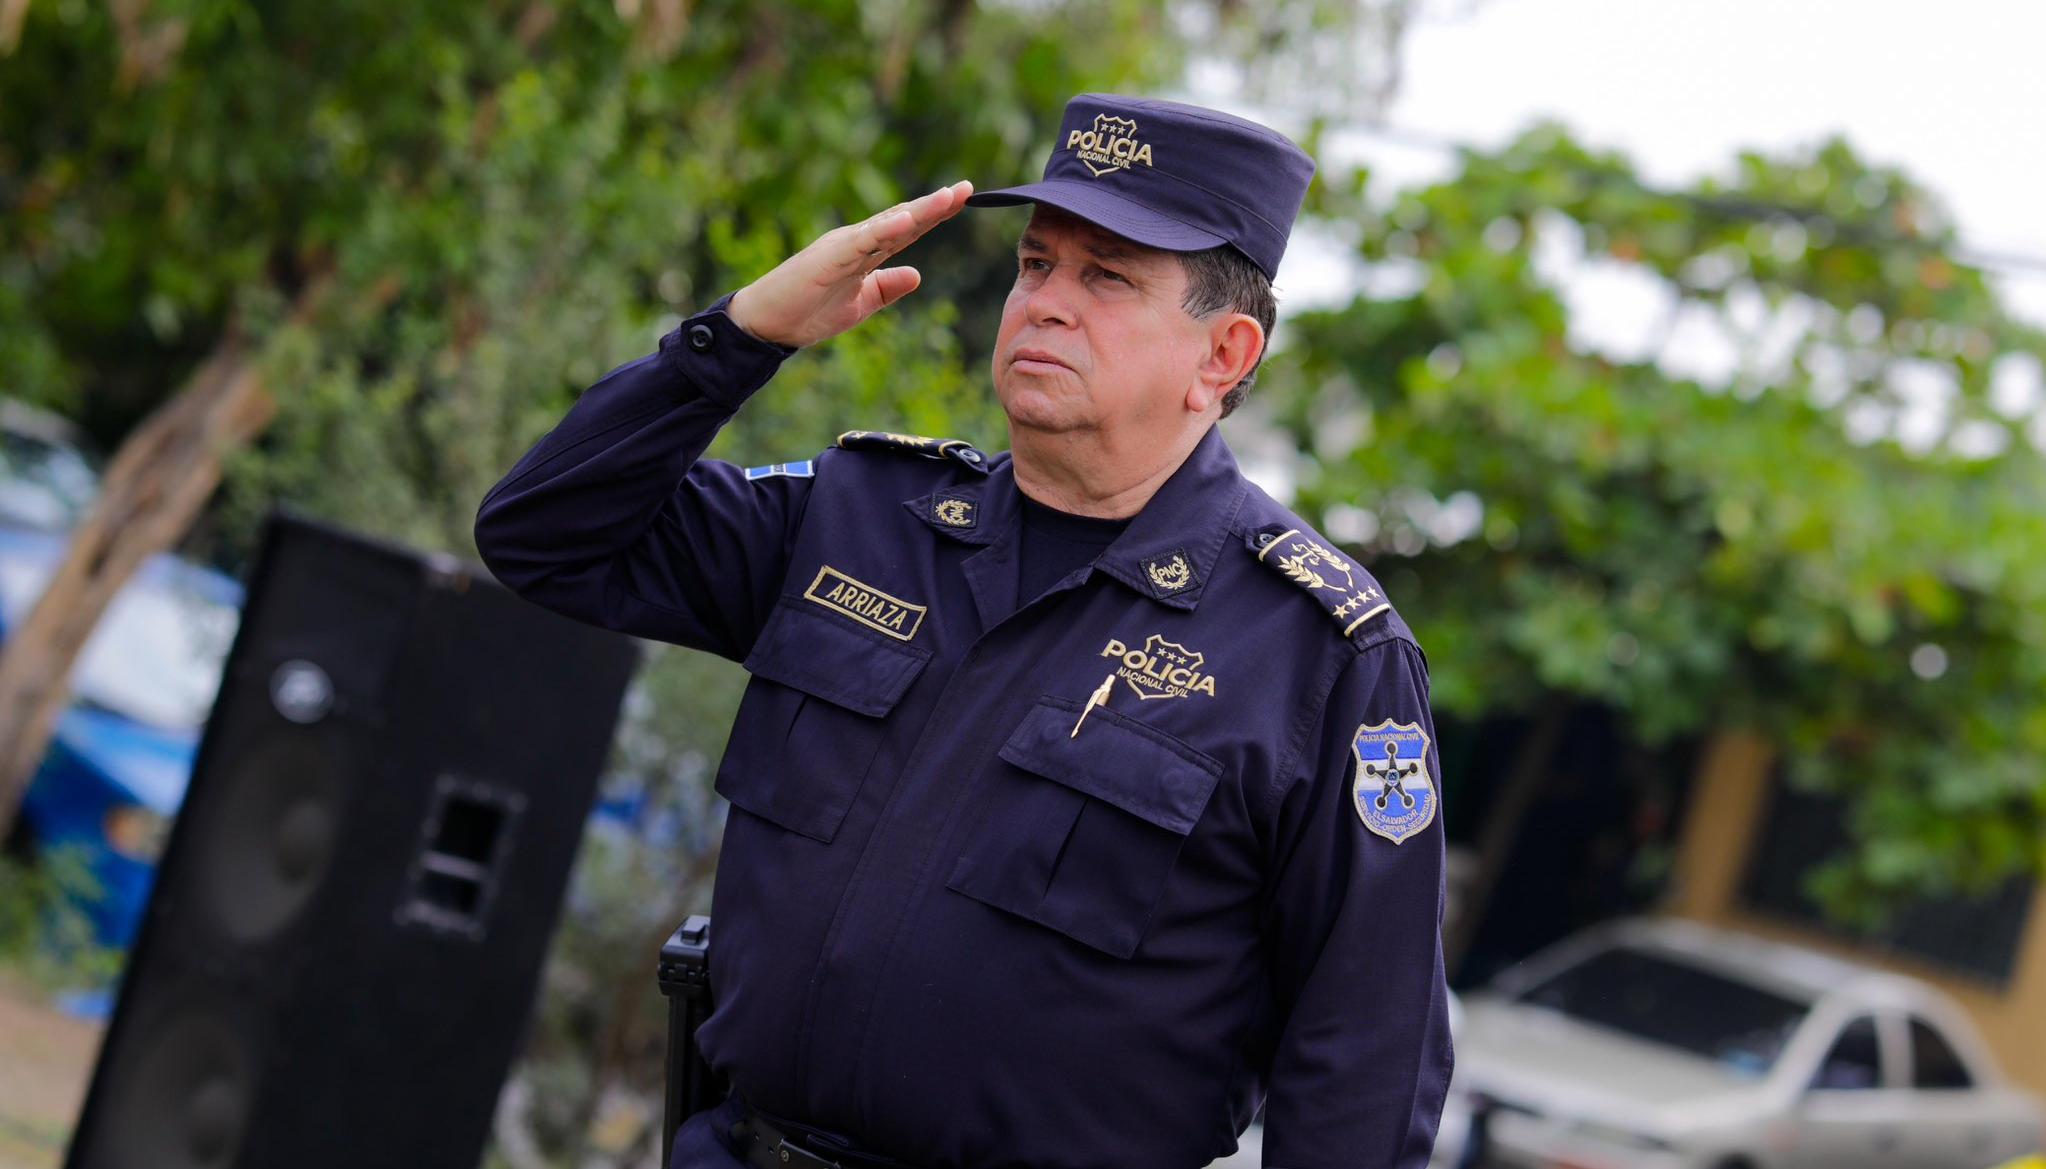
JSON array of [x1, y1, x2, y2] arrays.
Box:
[[0, 400, 242, 951]]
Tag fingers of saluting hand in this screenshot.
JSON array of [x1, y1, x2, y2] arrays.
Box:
[[838, 181, 974, 271], [864, 266, 923, 312], [731, 181, 973, 348]]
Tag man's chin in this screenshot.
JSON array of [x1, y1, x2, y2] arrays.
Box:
[[995, 380, 1092, 435]]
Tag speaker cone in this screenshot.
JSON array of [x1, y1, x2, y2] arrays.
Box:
[[193, 728, 343, 943], [91, 1010, 252, 1169]]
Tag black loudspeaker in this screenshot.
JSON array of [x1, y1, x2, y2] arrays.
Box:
[[64, 511, 640, 1169]]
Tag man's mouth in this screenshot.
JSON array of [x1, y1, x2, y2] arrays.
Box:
[[1010, 348, 1074, 373]]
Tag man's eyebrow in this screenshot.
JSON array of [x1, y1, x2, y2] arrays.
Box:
[[1081, 237, 1141, 264], [1016, 230, 1145, 266]]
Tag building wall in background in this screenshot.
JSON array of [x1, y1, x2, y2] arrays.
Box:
[[1667, 733, 2046, 1098]]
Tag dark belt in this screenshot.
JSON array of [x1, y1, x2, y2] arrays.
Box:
[[726, 1096, 923, 1169]]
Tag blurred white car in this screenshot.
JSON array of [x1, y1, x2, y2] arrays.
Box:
[[1450, 917, 2043, 1169]]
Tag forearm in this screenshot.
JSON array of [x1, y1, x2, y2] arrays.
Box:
[[1262, 903, 1454, 1168], [472, 295, 795, 650]]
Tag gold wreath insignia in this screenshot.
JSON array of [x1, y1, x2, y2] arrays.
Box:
[[1146, 554, 1193, 592], [934, 498, 975, 527]]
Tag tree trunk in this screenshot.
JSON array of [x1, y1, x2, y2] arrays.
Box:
[[1444, 695, 1571, 978], [0, 318, 286, 839]]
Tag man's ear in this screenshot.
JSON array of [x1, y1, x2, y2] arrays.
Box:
[[1187, 313, 1265, 413]]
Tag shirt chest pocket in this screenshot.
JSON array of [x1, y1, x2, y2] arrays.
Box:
[[947, 695, 1223, 959], [714, 600, 931, 843]]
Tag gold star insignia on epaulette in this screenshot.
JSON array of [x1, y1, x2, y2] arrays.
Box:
[[836, 429, 987, 468], [1256, 528, 1391, 636]]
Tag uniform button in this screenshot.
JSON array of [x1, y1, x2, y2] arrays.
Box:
[[962, 450, 983, 464], [687, 323, 716, 352], [1256, 531, 1277, 548]]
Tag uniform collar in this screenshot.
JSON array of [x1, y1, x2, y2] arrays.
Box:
[[906, 426, 1246, 611]]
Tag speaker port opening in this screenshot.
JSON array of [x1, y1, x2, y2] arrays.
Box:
[[416, 865, 485, 917], [433, 796, 502, 866], [398, 778, 523, 938]]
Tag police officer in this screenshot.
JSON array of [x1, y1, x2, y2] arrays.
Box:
[[475, 94, 1452, 1169]]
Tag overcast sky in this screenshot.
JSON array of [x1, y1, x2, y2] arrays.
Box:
[[1198, 0, 2046, 460], [1368, 0, 2046, 323]]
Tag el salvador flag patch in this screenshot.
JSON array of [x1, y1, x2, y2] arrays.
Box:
[[744, 460, 814, 481], [1351, 720, 1436, 844]]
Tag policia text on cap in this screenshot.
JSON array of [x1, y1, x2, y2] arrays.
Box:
[[475, 94, 1454, 1169]]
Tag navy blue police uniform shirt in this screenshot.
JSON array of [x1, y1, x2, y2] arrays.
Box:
[[1018, 494, 1129, 601], [473, 297, 1455, 1169]]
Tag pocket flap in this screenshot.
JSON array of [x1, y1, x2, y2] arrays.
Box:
[[997, 696, 1222, 834], [744, 600, 931, 716]]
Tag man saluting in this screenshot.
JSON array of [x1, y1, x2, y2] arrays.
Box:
[[476, 93, 1453, 1169]]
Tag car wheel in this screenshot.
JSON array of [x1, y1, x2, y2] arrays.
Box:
[[1712, 1158, 1759, 1169]]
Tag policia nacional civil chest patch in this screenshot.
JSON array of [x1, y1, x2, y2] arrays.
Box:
[[1351, 720, 1436, 844]]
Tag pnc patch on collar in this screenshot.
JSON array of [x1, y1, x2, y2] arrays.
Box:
[[1256, 528, 1392, 637], [1352, 720, 1436, 844], [1142, 549, 1199, 597], [801, 566, 927, 642], [932, 494, 977, 529]]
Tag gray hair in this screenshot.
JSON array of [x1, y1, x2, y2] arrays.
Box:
[[1178, 245, 1276, 418]]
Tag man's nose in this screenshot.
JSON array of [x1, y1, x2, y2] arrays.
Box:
[[1022, 268, 1079, 328]]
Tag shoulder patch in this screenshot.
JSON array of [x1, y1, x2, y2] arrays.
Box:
[[743, 459, 814, 480], [1352, 719, 1437, 844], [1252, 526, 1396, 641], [837, 429, 988, 471]]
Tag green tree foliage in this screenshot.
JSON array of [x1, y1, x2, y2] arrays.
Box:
[[5, 0, 1187, 542], [1267, 125, 2046, 922], [0, 844, 120, 992]]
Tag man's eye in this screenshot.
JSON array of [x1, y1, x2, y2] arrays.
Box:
[[1096, 268, 1129, 284], [1019, 257, 1050, 272]]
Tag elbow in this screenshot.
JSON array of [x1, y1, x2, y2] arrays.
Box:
[[472, 487, 533, 592], [470, 490, 616, 626], [472, 493, 506, 578]]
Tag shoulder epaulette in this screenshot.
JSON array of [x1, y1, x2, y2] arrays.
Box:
[[836, 429, 988, 470], [1252, 526, 1397, 643]]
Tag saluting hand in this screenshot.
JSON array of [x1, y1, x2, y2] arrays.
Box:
[[727, 180, 975, 350]]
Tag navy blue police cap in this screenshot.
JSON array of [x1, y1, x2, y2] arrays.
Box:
[[967, 93, 1316, 280]]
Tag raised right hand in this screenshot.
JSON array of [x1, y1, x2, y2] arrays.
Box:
[[727, 180, 975, 349]]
